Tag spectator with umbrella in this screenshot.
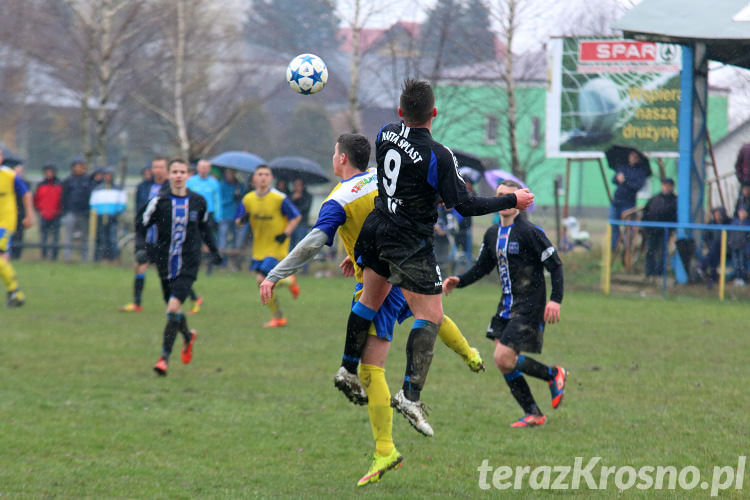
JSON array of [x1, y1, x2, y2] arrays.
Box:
[[605, 146, 651, 250]]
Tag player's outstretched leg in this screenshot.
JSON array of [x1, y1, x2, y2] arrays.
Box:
[[391, 319, 438, 437], [515, 355, 567, 409], [357, 363, 402, 487], [175, 314, 197, 364], [0, 257, 25, 307], [119, 272, 145, 312], [262, 294, 287, 328], [334, 302, 374, 405], [438, 315, 484, 372], [188, 287, 202, 315], [494, 343, 546, 427], [276, 275, 300, 299], [154, 312, 182, 376]]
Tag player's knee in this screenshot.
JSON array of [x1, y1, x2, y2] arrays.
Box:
[[493, 348, 516, 373]]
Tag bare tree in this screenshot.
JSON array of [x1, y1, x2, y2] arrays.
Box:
[[332, 0, 406, 133], [64, 0, 149, 166], [0, 0, 151, 165], [130, 0, 268, 160]]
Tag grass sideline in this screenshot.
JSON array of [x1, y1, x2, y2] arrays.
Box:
[[1, 262, 748, 498]]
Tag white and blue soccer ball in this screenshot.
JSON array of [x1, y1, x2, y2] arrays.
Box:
[[286, 53, 328, 95]]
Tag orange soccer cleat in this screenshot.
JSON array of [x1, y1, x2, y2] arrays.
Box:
[[181, 330, 198, 364], [262, 317, 288, 328], [549, 366, 567, 409], [510, 413, 547, 428], [153, 357, 168, 376]]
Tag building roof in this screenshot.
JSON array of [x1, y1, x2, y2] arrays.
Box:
[[613, 0, 750, 69]]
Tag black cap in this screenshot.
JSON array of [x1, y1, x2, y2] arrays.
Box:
[[662, 177, 675, 185], [43, 163, 57, 172]]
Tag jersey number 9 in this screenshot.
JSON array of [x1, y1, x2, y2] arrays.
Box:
[[383, 149, 401, 214]]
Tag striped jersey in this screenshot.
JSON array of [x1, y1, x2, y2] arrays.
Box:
[[457, 216, 563, 319], [136, 189, 218, 279]]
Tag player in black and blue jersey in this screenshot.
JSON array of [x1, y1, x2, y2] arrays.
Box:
[[348, 79, 535, 436], [119, 157, 203, 314], [135, 158, 222, 376], [443, 180, 567, 428]]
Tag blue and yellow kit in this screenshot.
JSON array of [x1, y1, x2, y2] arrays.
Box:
[[237, 188, 300, 262], [0, 166, 29, 252]]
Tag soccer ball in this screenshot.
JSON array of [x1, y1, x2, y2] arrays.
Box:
[[286, 53, 328, 95]]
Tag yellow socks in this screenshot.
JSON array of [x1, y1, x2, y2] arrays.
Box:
[[360, 363, 394, 457], [276, 276, 295, 288], [438, 315, 474, 361], [0, 258, 18, 292], [266, 294, 281, 317]]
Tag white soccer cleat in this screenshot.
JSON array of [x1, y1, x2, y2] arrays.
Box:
[[391, 389, 434, 437], [333, 366, 368, 405]]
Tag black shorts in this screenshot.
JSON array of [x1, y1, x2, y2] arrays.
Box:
[[145, 243, 159, 264], [486, 314, 544, 354], [354, 210, 442, 295], [160, 274, 196, 303]]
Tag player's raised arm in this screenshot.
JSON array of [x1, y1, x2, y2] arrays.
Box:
[[454, 189, 534, 216]]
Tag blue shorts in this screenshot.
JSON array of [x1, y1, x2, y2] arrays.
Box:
[[250, 257, 279, 276], [352, 282, 412, 342]]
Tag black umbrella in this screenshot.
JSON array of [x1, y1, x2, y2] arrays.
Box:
[[269, 156, 331, 184], [0, 146, 23, 167], [452, 149, 484, 171], [605, 145, 652, 177]]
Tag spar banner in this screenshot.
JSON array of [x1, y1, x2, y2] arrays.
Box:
[[546, 36, 682, 158]]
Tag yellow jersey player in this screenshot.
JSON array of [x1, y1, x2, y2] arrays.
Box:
[[259, 134, 485, 487], [0, 150, 33, 307], [236, 165, 301, 327]]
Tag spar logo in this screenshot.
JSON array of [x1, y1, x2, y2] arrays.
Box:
[[579, 40, 660, 62]]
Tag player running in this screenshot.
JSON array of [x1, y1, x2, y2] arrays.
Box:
[[260, 133, 485, 486], [0, 149, 33, 307], [235, 165, 301, 328], [119, 156, 203, 314], [135, 158, 223, 376], [443, 180, 567, 427], [348, 79, 534, 438]]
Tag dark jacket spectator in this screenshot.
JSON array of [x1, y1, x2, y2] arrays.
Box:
[[61, 158, 93, 261], [735, 143, 750, 185], [612, 163, 648, 208], [135, 167, 154, 210], [641, 178, 677, 277], [734, 182, 750, 218], [641, 180, 678, 227], [62, 162, 94, 215]]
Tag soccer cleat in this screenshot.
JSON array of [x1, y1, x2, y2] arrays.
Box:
[[549, 366, 567, 409], [510, 413, 547, 428], [6, 290, 25, 308], [153, 357, 168, 376], [465, 347, 485, 372], [189, 296, 203, 315], [391, 390, 434, 437], [118, 303, 142, 313], [181, 330, 197, 364], [262, 317, 287, 328], [289, 280, 300, 300], [333, 366, 368, 405], [357, 448, 403, 487]]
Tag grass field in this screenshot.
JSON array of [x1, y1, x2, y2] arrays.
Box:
[[1, 261, 748, 498]]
